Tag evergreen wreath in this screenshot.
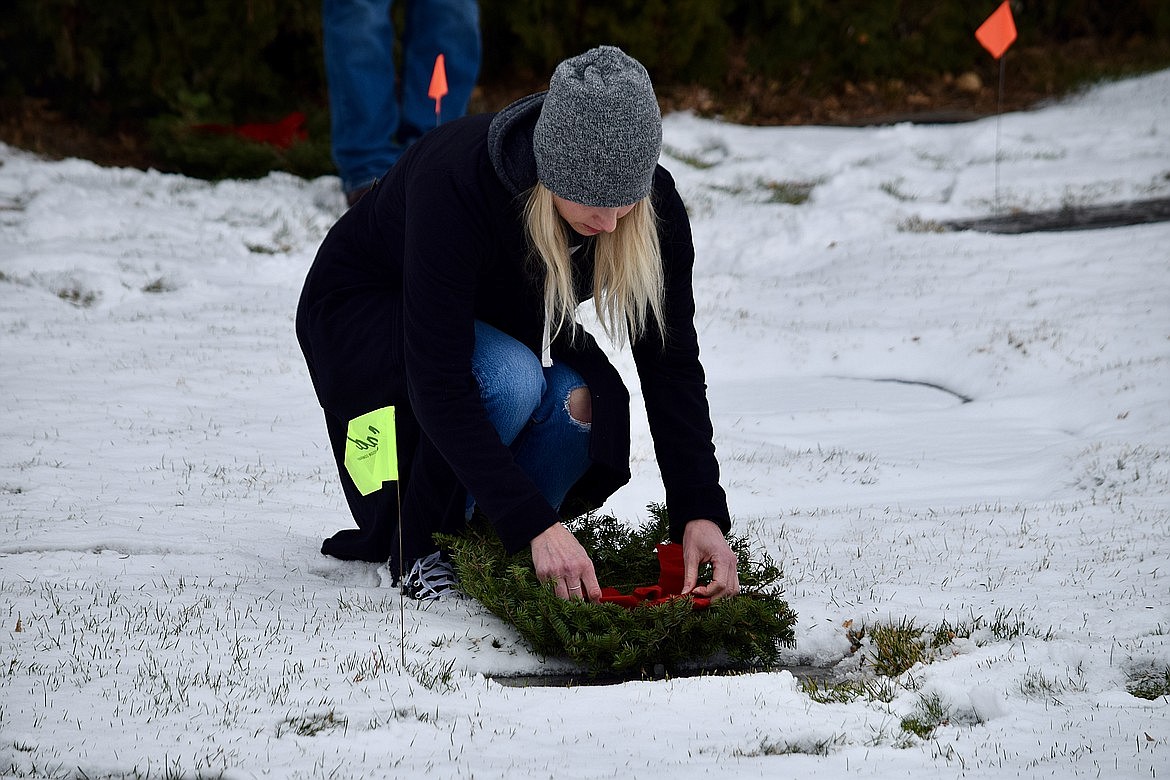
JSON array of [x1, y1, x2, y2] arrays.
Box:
[[438, 504, 797, 677]]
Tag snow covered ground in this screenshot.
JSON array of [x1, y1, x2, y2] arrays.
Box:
[[2, 70, 1168, 778]]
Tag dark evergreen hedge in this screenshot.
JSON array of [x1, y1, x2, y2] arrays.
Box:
[[1, 0, 1166, 177]]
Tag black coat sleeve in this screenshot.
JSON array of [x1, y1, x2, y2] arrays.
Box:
[[632, 168, 731, 541], [399, 162, 561, 553]]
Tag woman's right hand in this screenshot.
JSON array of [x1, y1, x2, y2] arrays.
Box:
[[530, 522, 602, 602]]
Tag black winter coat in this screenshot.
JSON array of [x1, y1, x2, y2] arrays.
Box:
[[296, 94, 729, 564]]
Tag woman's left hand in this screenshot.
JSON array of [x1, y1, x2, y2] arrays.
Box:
[[681, 519, 741, 601], [530, 522, 603, 602]]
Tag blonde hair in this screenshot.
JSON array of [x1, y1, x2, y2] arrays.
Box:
[[523, 182, 665, 347]]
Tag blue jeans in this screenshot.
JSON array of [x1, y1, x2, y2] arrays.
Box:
[[469, 321, 592, 516], [322, 0, 481, 195]]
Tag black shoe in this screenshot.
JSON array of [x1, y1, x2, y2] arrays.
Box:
[[401, 551, 459, 600], [345, 183, 373, 208]]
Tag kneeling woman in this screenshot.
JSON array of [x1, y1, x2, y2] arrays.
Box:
[[296, 46, 740, 602]]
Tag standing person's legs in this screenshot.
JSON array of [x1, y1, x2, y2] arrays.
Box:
[[322, 0, 400, 196], [470, 321, 591, 514], [398, 0, 481, 145]]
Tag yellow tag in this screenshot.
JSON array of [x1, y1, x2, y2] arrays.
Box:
[[343, 406, 398, 496]]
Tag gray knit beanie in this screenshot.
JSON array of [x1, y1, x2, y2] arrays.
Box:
[[533, 46, 662, 208]]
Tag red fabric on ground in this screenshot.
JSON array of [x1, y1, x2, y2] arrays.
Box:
[[193, 112, 307, 149], [597, 543, 711, 609]]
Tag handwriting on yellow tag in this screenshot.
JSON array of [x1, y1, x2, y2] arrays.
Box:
[[344, 406, 398, 496]]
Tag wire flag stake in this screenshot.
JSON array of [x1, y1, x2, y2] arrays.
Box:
[[342, 406, 407, 665], [976, 1, 1018, 214]]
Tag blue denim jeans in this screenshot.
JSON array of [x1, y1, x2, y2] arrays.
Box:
[[469, 321, 592, 516], [322, 0, 481, 194]]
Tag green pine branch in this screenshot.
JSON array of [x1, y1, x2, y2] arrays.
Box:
[[437, 503, 797, 676]]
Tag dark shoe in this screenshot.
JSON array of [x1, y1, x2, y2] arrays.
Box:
[[401, 551, 459, 600], [345, 182, 374, 208]]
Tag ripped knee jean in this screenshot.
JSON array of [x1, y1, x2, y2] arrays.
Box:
[[467, 320, 591, 516]]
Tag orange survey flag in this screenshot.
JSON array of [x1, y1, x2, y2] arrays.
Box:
[[428, 53, 449, 119], [976, 1, 1017, 59]]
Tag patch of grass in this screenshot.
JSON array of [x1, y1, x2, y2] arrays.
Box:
[[406, 657, 459, 693], [738, 733, 848, 757], [339, 646, 390, 683], [763, 179, 817, 205], [928, 607, 1053, 646], [142, 277, 177, 293], [801, 610, 1059, 713], [56, 286, 98, 308], [880, 177, 916, 202], [898, 215, 947, 233], [275, 710, 348, 737], [707, 182, 752, 199], [335, 591, 398, 614], [900, 693, 950, 739], [1018, 667, 1088, 701], [708, 178, 818, 205], [985, 607, 1054, 642], [800, 674, 900, 705], [662, 141, 727, 170], [246, 241, 291, 255], [866, 618, 927, 677]]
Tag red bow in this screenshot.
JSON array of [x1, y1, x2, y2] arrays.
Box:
[[598, 543, 711, 609]]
